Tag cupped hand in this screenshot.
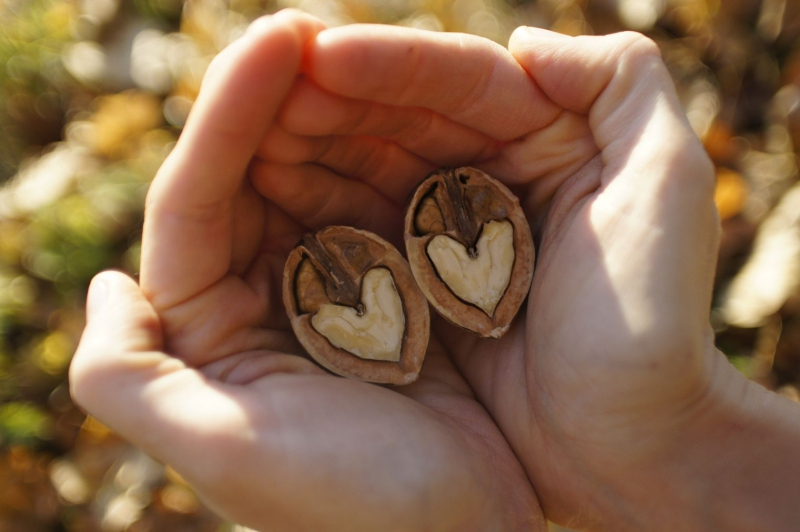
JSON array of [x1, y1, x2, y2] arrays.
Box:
[[70, 10, 543, 532], [280, 23, 728, 531]]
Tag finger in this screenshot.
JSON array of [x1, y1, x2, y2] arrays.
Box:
[[306, 25, 561, 140], [509, 28, 715, 197], [70, 271, 231, 462], [257, 126, 434, 204], [153, 11, 325, 209], [230, 178, 267, 276], [260, 199, 308, 255], [278, 78, 501, 165], [250, 161, 405, 247], [70, 271, 320, 482], [142, 11, 325, 310], [476, 109, 598, 214]]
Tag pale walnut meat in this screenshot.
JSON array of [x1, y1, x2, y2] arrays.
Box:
[[283, 226, 429, 385], [404, 167, 535, 338]]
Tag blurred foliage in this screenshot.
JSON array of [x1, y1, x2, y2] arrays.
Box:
[[0, 402, 51, 445], [0, 0, 799, 530], [0, 0, 77, 180]]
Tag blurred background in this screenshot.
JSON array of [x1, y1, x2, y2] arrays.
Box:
[[1, 0, 799, 530]]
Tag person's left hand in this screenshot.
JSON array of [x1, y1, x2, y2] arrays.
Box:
[[70, 10, 543, 532]]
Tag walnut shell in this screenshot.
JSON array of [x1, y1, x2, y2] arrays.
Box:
[[404, 167, 535, 338], [283, 226, 429, 385]]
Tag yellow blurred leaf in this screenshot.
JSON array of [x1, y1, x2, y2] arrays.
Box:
[[714, 168, 748, 221], [721, 181, 800, 327], [33, 331, 73, 375], [80, 415, 113, 441], [160, 482, 200, 514], [90, 91, 162, 159], [703, 120, 736, 163]]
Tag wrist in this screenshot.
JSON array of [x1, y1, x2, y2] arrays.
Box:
[[574, 348, 800, 532], [661, 350, 800, 532]]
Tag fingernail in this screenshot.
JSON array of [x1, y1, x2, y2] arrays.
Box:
[[87, 277, 110, 320]]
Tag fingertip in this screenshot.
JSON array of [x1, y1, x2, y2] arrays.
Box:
[[71, 270, 166, 418], [508, 25, 569, 49], [246, 8, 327, 45], [275, 7, 328, 33], [91, 268, 138, 288], [305, 24, 431, 96], [78, 270, 163, 362], [86, 273, 110, 320], [86, 270, 139, 316], [207, 9, 325, 91], [304, 25, 367, 87]]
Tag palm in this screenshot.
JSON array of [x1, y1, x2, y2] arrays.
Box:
[[190, 342, 541, 531]]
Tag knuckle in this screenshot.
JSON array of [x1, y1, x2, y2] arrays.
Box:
[[272, 7, 312, 23], [659, 136, 719, 215], [303, 179, 341, 227], [356, 139, 386, 177], [347, 101, 375, 134], [202, 50, 228, 85], [403, 109, 435, 142], [617, 31, 662, 62], [611, 32, 665, 77], [450, 40, 498, 117], [246, 14, 274, 35]]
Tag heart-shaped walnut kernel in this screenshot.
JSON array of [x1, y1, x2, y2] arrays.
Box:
[[283, 226, 429, 385], [427, 220, 514, 316], [404, 167, 535, 338], [312, 268, 404, 362]]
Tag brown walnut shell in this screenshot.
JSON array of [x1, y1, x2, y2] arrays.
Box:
[[404, 167, 535, 338], [283, 226, 430, 385]]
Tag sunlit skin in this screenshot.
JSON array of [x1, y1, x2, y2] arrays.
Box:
[[71, 9, 800, 532]]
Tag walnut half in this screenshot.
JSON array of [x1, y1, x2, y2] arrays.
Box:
[[283, 226, 430, 385], [404, 167, 535, 338]]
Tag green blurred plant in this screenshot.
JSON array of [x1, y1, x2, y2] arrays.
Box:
[[0, 0, 78, 181], [0, 401, 51, 446]]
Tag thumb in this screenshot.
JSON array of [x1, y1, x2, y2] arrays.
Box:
[[70, 271, 168, 449], [509, 28, 711, 179], [508, 27, 666, 115], [70, 271, 166, 416], [81, 270, 164, 356], [509, 26, 715, 215], [70, 272, 251, 471]]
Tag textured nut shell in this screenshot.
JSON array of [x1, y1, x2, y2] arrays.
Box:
[[283, 226, 429, 385], [404, 167, 535, 338]]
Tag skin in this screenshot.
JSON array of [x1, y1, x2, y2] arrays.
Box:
[[71, 9, 800, 532]]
